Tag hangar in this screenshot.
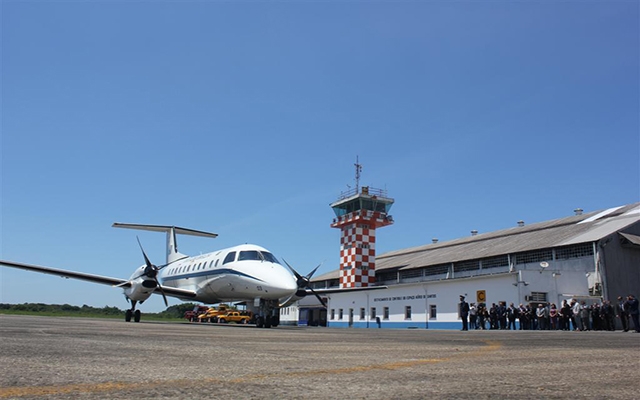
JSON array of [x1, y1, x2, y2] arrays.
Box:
[[294, 202, 640, 329]]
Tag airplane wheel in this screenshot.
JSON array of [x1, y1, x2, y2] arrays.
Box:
[[134, 310, 141, 323], [125, 309, 132, 322]]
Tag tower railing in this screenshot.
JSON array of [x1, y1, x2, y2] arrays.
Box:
[[336, 186, 388, 201]]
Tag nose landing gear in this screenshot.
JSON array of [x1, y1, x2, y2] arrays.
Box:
[[125, 300, 141, 322]]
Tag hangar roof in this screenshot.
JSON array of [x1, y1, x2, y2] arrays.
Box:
[[312, 203, 640, 281]]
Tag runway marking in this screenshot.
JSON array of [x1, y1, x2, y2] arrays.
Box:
[[0, 340, 501, 398]]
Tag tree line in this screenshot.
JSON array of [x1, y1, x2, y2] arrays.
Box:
[[0, 302, 200, 319]]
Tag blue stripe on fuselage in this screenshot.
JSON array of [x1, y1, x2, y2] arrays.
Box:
[[160, 268, 266, 284]]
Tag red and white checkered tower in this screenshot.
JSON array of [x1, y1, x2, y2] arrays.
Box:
[[331, 159, 394, 288]]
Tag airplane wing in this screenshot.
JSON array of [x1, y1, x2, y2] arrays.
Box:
[[0, 260, 197, 299]]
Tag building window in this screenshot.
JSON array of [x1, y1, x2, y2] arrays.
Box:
[[515, 249, 552, 265], [528, 292, 548, 303], [430, 305, 437, 319], [330, 309, 335, 320], [370, 307, 376, 320], [339, 309, 343, 320], [376, 270, 398, 282], [405, 306, 412, 320], [400, 268, 423, 279], [383, 307, 389, 320], [360, 308, 365, 320], [424, 264, 450, 276], [455, 260, 480, 272], [481, 255, 509, 269], [555, 243, 594, 260]]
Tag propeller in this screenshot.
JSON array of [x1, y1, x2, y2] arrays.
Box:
[[283, 259, 327, 308], [135, 237, 169, 307]]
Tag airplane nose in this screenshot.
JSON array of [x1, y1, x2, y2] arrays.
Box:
[[274, 268, 298, 295]]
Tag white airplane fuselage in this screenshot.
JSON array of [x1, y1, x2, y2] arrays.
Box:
[[154, 243, 298, 304]]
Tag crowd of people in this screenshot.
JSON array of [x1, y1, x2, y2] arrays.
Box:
[[458, 294, 640, 332]]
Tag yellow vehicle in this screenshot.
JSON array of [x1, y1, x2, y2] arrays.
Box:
[[197, 305, 231, 323], [217, 311, 251, 324]]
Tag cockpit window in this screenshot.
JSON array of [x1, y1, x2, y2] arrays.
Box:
[[261, 252, 281, 264], [223, 251, 236, 265], [238, 251, 262, 261], [237, 250, 281, 264]]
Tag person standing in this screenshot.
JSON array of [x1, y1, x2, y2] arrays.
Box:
[[536, 304, 546, 330], [518, 304, 527, 330], [549, 303, 558, 330], [616, 296, 629, 332], [626, 294, 640, 333], [559, 300, 568, 330], [459, 295, 470, 331], [469, 303, 477, 330], [507, 303, 518, 330], [572, 299, 582, 331], [580, 301, 591, 331], [601, 300, 614, 331]]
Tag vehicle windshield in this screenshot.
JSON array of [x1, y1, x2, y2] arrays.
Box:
[[237, 250, 281, 264]]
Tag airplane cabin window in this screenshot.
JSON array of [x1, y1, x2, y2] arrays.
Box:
[[215, 259, 219, 267], [223, 252, 236, 265]]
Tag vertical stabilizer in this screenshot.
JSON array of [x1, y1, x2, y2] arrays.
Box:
[[166, 227, 186, 264], [112, 223, 218, 265]]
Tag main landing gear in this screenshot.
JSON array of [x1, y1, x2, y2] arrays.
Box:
[[125, 300, 141, 323], [254, 299, 280, 328]]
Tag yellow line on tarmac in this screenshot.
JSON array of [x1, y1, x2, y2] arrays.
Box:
[[0, 340, 501, 398]]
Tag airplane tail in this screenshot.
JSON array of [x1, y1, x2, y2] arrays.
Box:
[[112, 223, 218, 265]]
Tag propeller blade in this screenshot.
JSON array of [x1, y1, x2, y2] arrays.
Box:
[[283, 258, 327, 309], [283, 259, 304, 281], [136, 236, 153, 270], [309, 287, 327, 308], [154, 277, 169, 307], [304, 263, 322, 281]]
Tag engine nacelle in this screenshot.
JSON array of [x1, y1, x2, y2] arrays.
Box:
[[123, 277, 157, 303]]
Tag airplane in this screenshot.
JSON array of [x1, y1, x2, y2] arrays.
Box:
[[0, 223, 330, 328]]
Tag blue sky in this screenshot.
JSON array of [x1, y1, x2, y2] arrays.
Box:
[[1, 1, 638, 312]]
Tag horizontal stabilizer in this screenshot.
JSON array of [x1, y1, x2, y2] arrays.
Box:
[[112, 223, 218, 238]]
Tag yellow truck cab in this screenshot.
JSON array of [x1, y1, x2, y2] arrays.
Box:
[[197, 305, 231, 323], [217, 311, 251, 324]]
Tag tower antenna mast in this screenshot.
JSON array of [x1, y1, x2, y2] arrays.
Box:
[[354, 156, 362, 194]]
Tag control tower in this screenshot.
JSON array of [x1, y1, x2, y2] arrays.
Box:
[[330, 160, 394, 288]]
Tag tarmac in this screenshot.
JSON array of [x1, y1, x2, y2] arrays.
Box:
[[0, 314, 638, 399]]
